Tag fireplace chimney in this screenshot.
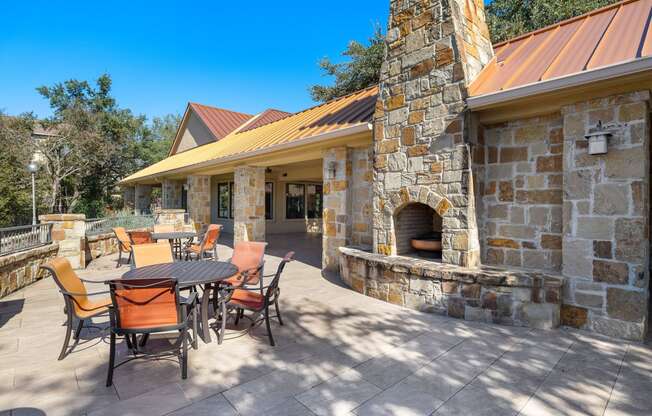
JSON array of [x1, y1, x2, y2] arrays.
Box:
[[373, 0, 494, 267]]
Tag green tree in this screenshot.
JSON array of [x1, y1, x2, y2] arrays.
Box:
[[487, 0, 621, 43], [33, 74, 149, 216], [310, 25, 385, 103], [137, 114, 181, 166]]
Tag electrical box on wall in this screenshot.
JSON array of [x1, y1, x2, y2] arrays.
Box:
[[585, 121, 611, 155]]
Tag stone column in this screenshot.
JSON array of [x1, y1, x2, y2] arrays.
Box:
[[323, 147, 351, 271], [233, 166, 266, 243], [186, 175, 212, 227], [39, 214, 86, 269], [134, 184, 152, 215], [161, 179, 183, 209], [123, 186, 135, 212], [561, 91, 650, 340]]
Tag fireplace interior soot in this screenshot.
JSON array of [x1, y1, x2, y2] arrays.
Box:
[[395, 203, 442, 259]]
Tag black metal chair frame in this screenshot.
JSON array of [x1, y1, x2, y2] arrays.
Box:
[[40, 264, 110, 361], [105, 278, 197, 387], [228, 253, 294, 346], [207, 264, 262, 344]]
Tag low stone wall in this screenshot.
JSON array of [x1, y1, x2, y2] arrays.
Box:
[[339, 247, 563, 329], [0, 243, 59, 298], [85, 232, 119, 262]]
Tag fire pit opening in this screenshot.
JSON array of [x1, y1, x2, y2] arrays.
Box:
[[394, 202, 442, 258]]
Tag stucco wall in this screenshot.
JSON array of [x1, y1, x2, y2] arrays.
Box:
[[176, 112, 216, 153]]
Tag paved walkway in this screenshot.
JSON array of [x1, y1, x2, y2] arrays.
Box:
[[1, 233, 652, 415]]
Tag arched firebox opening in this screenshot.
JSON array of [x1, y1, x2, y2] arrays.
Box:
[[394, 202, 442, 258]]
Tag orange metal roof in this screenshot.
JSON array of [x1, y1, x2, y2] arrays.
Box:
[[122, 86, 377, 183], [469, 0, 652, 97], [238, 109, 292, 133], [188, 103, 253, 139]]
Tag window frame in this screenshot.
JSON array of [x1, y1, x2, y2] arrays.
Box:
[[217, 182, 230, 219], [265, 182, 274, 220]]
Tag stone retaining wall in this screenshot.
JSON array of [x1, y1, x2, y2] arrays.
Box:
[[0, 243, 59, 298], [340, 246, 563, 329], [85, 233, 119, 263]]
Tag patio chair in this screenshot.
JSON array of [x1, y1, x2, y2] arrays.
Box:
[[105, 278, 197, 387], [40, 258, 111, 360], [132, 242, 174, 268], [228, 252, 294, 346], [184, 224, 221, 261], [129, 230, 153, 245], [113, 227, 133, 268], [224, 241, 267, 294]]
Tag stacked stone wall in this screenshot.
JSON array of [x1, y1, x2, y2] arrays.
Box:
[[162, 179, 183, 209], [560, 91, 650, 340], [187, 175, 211, 227], [480, 114, 564, 272], [0, 244, 59, 298], [233, 166, 266, 243], [350, 147, 374, 247]]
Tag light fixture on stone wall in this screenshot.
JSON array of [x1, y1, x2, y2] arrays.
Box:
[[584, 120, 611, 155], [327, 161, 338, 179]]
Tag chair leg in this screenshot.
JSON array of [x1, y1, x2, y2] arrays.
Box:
[[127, 252, 132, 266], [106, 331, 116, 387], [181, 328, 188, 380], [265, 307, 275, 347], [139, 333, 149, 347], [58, 311, 73, 360], [275, 300, 284, 326], [192, 303, 198, 350], [74, 319, 84, 340], [125, 333, 133, 350], [234, 308, 241, 326], [116, 251, 122, 268], [218, 301, 227, 345]]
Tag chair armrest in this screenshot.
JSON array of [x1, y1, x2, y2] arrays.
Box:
[[59, 288, 110, 297], [78, 277, 107, 284]]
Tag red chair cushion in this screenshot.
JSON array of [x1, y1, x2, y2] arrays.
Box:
[[230, 289, 264, 310]]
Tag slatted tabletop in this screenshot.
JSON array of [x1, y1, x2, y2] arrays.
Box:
[[121, 261, 238, 287], [151, 232, 197, 241]]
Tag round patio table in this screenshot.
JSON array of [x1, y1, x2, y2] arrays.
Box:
[[151, 231, 197, 258], [121, 261, 238, 343]]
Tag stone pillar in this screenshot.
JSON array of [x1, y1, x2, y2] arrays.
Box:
[[372, 0, 493, 267], [323, 147, 351, 271], [39, 214, 86, 269], [233, 166, 266, 243], [561, 91, 650, 340], [134, 184, 152, 215], [186, 175, 211, 227], [123, 186, 135, 212], [161, 179, 183, 209]]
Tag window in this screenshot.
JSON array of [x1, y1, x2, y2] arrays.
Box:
[[286, 184, 305, 219], [265, 182, 273, 220], [181, 184, 188, 211], [306, 184, 323, 219], [229, 182, 234, 219], [217, 183, 230, 218]]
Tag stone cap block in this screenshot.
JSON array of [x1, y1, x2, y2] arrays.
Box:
[[39, 214, 86, 221]]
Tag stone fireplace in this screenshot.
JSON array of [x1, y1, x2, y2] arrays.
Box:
[[372, 0, 492, 268], [395, 202, 442, 256]]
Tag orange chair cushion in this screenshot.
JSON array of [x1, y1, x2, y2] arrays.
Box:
[[114, 285, 178, 330], [76, 297, 112, 318], [230, 289, 264, 310]]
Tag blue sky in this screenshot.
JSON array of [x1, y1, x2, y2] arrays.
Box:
[[0, 1, 389, 121]]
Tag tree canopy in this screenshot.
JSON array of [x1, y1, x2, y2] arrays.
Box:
[[309, 0, 621, 101], [0, 74, 179, 224]]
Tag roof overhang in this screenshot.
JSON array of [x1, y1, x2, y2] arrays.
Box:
[[468, 56, 652, 112], [121, 122, 373, 185]]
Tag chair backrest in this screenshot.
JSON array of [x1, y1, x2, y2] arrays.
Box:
[[264, 252, 294, 305], [153, 224, 175, 233], [40, 257, 88, 315], [130, 231, 153, 245], [132, 242, 174, 268], [113, 227, 131, 251], [200, 224, 222, 251], [230, 241, 267, 284], [107, 278, 180, 330]]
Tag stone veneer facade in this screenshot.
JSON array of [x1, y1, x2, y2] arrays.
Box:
[[560, 92, 650, 339], [233, 166, 266, 242], [373, 0, 493, 267], [162, 179, 184, 209]]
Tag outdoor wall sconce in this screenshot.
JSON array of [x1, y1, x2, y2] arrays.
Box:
[[584, 120, 612, 155], [328, 161, 338, 179]]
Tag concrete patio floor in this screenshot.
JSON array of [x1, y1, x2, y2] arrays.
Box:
[[1, 233, 652, 415]]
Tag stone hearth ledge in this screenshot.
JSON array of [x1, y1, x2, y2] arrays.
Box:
[[339, 246, 564, 330]]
